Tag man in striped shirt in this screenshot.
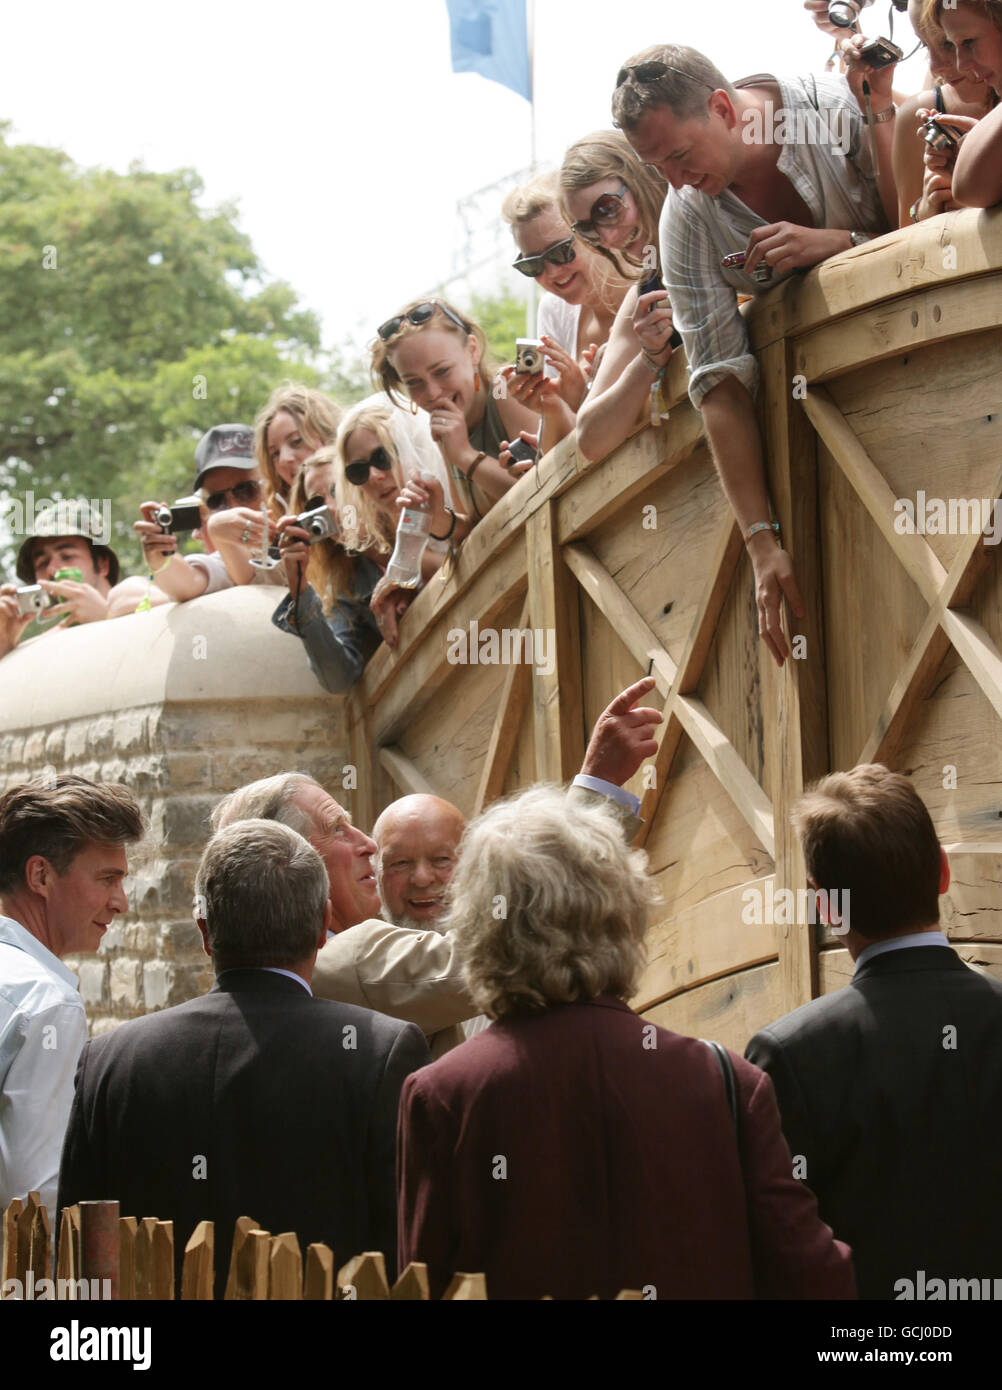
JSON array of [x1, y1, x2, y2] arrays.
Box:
[[613, 42, 894, 665]]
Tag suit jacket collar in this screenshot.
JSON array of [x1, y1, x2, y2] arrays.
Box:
[[211, 968, 311, 997], [852, 944, 966, 985]]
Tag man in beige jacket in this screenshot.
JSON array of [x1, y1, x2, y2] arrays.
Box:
[[210, 677, 659, 1054]]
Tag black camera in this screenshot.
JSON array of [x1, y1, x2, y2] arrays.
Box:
[[507, 438, 536, 465], [294, 502, 338, 545], [639, 270, 684, 348], [859, 36, 903, 68], [922, 115, 960, 153], [155, 500, 202, 533]]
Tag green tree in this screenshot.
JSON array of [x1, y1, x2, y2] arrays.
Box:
[[0, 122, 322, 576], [470, 285, 529, 366]]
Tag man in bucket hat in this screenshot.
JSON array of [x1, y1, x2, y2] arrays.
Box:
[[0, 501, 122, 661]]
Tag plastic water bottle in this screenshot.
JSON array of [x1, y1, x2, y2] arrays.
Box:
[[384, 476, 434, 589]]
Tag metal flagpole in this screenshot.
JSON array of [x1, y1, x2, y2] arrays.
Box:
[[526, 0, 537, 338]]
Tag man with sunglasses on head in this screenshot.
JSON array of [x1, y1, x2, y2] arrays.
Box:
[[612, 44, 894, 667], [114, 424, 279, 611]]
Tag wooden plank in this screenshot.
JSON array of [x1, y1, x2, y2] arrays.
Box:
[[525, 503, 584, 781], [442, 1272, 488, 1300], [641, 960, 783, 1054], [371, 535, 527, 744], [119, 1216, 137, 1301], [304, 1244, 334, 1301], [230, 1229, 271, 1301], [636, 515, 745, 842], [803, 387, 946, 606], [942, 609, 1002, 726], [563, 543, 677, 694], [794, 276, 1002, 385], [474, 596, 532, 813], [747, 208, 1002, 351], [391, 1262, 431, 1300], [224, 1215, 260, 1301], [556, 407, 703, 546], [673, 696, 775, 860], [2, 1199, 21, 1289], [378, 744, 436, 797], [337, 1251, 390, 1301], [633, 877, 778, 1012], [181, 1220, 214, 1301], [134, 1216, 157, 1301], [57, 1206, 81, 1292], [269, 1232, 303, 1300], [151, 1221, 174, 1300], [346, 691, 376, 833]]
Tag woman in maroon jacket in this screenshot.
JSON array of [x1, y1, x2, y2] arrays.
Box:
[[396, 785, 856, 1301]]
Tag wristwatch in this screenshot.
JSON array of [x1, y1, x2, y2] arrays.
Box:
[[849, 231, 872, 248]]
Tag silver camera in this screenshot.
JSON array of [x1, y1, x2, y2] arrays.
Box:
[[514, 338, 544, 374], [16, 585, 49, 617], [923, 116, 960, 154], [295, 503, 338, 545]]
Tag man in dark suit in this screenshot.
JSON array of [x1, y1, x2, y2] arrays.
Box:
[[58, 818, 430, 1296], [746, 764, 1002, 1299]]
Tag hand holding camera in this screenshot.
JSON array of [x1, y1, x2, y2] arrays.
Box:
[[632, 286, 678, 368], [40, 576, 110, 627], [0, 583, 38, 657], [136, 500, 185, 571], [917, 110, 980, 174], [499, 432, 538, 476]]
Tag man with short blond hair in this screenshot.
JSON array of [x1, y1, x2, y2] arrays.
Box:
[[747, 763, 1002, 1298]]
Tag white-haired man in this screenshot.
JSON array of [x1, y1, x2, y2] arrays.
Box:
[[211, 677, 661, 1056]]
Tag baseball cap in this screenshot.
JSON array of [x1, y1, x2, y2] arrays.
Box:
[[193, 424, 257, 491], [16, 501, 121, 586]]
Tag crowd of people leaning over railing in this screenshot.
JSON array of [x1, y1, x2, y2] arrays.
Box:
[[5, 4, 1002, 680]]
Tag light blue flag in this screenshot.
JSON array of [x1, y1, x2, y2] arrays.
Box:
[[446, 0, 531, 102]]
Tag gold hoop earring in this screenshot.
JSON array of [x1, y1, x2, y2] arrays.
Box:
[[410, 399, 418, 416]]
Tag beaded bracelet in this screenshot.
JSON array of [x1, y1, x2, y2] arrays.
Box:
[[744, 520, 781, 545]]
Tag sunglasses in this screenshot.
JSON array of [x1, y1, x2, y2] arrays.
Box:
[[571, 183, 630, 244], [377, 300, 469, 342], [203, 478, 262, 512], [512, 237, 577, 279], [344, 446, 394, 487], [615, 60, 715, 90]]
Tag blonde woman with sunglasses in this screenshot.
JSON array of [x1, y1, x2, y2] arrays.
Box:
[[558, 131, 678, 463], [501, 172, 631, 413]]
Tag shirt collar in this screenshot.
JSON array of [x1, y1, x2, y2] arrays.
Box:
[[0, 914, 80, 990], [854, 930, 950, 973], [256, 966, 312, 996]]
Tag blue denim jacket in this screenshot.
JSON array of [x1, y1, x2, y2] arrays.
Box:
[[271, 555, 383, 694]]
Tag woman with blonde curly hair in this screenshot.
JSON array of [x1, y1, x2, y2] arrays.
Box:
[[397, 784, 855, 1301], [254, 382, 343, 520], [558, 131, 679, 463]]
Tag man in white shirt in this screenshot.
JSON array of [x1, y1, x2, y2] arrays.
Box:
[[0, 774, 143, 1223], [612, 43, 894, 666]]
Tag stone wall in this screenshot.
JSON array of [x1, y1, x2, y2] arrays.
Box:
[[0, 586, 352, 1034]]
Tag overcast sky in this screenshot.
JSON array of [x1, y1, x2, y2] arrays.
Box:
[[5, 0, 928, 354]]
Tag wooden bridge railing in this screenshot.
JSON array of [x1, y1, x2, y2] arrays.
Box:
[[349, 207, 1002, 1053]]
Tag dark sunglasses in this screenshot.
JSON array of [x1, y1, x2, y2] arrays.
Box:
[[203, 478, 262, 512], [344, 446, 394, 487], [512, 237, 577, 279], [377, 300, 469, 342], [571, 183, 630, 244], [615, 60, 715, 90]]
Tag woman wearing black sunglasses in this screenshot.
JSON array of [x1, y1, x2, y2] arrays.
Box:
[[558, 130, 680, 464], [501, 172, 630, 412]]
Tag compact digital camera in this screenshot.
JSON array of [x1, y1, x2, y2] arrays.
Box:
[[514, 338, 544, 374], [16, 585, 49, 617], [922, 115, 960, 153], [507, 438, 536, 465], [295, 502, 338, 544], [155, 500, 203, 533], [859, 36, 903, 69], [827, 0, 870, 28]]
